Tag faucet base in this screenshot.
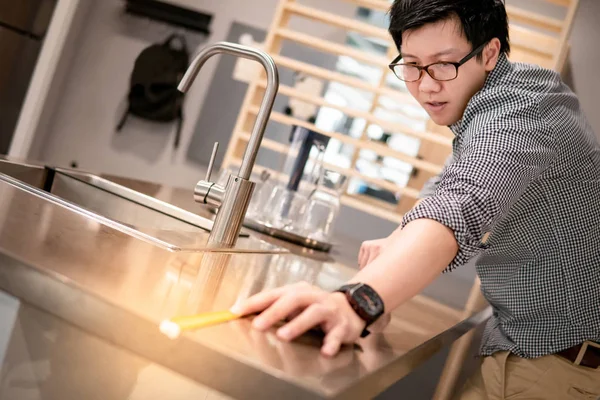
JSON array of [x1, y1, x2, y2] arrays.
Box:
[[207, 175, 255, 248]]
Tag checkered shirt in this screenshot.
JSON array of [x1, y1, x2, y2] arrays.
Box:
[[402, 53, 600, 358]]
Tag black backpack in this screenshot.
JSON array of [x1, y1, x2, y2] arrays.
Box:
[[117, 34, 190, 149]]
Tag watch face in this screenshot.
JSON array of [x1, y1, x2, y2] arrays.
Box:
[[353, 284, 384, 319]]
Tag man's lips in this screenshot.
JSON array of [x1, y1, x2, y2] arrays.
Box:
[[424, 101, 448, 112]]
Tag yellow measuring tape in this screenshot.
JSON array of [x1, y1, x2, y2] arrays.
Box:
[[160, 311, 241, 339]]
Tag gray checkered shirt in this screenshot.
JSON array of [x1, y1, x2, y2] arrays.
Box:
[[402, 53, 600, 358]]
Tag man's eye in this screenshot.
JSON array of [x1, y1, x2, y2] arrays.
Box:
[[432, 62, 455, 69]]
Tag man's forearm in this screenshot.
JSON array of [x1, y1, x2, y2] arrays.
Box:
[[349, 219, 458, 312]]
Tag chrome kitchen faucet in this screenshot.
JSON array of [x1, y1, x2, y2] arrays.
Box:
[[178, 41, 279, 248]]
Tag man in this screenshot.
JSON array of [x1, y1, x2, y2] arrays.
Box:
[[231, 0, 600, 398]]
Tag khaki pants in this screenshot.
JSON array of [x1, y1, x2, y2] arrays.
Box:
[[455, 348, 600, 400]]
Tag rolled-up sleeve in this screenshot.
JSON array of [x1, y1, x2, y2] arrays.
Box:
[[419, 154, 454, 199], [402, 101, 557, 271]]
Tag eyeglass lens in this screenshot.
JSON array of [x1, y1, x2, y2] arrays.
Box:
[[392, 63, 458, 82]]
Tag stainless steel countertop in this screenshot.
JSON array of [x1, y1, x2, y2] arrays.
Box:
[[0, 291, 235, 400], [0, 163, 491, 399]]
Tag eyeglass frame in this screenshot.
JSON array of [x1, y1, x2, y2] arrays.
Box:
[[388, 41, 489, 82]]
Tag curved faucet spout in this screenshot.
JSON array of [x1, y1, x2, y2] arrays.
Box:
[[178, 41, 279, 248], [178, 41, 279, 181]]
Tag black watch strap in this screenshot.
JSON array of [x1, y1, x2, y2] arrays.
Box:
[[359, 327, 371, 338], [336, 283, 385, 338]]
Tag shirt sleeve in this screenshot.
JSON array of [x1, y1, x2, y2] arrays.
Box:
[[402, 96, 557, 272], [419, 154, 455, 199]]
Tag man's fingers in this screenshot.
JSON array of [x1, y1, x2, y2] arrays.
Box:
[[276, 303, 330, 341], [230, 287, 287, 316], [321, 326, 346, 357], [252, 289, 321, 331], [358, 245, 366, 268], [366, 247, 381, 267], [359, 247, 372, 269]]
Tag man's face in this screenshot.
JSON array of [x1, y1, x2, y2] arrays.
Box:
[[400, 17, 497, 126]]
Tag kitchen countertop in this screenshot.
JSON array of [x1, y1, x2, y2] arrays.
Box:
[[0, 159, 491, 399]]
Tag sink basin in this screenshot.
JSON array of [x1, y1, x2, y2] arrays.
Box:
[[0, 159, 49, 188], [49, 169, 231, 235], [0, 159, 285, 254]]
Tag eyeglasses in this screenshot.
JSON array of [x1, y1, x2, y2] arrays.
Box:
[[388, 42, 488, 82]]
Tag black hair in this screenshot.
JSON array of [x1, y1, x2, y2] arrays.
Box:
[[388, 0, 510, 58]]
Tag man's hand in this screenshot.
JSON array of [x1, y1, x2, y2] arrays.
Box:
[[358, 238, 389, 269], [230, 282, 366, 357]]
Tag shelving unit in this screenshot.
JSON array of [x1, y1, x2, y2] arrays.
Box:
[[223, 0, 579, 224]]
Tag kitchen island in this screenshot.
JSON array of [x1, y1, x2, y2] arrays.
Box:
[[0, 158, 491, 399]]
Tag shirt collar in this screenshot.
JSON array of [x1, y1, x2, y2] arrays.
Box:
[[448, 53, 513, 135]]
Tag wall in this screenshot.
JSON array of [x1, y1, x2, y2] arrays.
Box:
[[32, 0, 214, 190], [8, 0, 89, 159]]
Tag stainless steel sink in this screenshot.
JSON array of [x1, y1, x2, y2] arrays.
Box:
[[0, 159, 285, 254], [0, 159, 49, 188], [50, 169, 231, 235]]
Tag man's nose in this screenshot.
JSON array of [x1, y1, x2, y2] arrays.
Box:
[[419, 72, 442, 94]]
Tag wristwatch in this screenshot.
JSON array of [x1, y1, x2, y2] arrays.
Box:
[[335, 283, 385, 338]]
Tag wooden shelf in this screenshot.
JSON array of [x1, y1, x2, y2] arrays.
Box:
[[545, 0, 572, 6], [256, 80, 452, 147], [238, 132, 290, 154], [228, 156, 409, 223], [271, 54, 415, 105], [341, 193, 404, 224], [339, 0, 389, 12], [285, 2, 390, 40], [505, 4, 563, 33], [275, 28, 389, 67], [236, 132, 422, 200], [247, 106, 444, 175], [509, 47, 553, 69], [288, 2, 559, 59], [510, 25, 559, 57]]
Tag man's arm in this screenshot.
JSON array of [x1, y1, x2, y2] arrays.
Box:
[[419, 153, 454, 199], [235, 95, 557, 357], [350, 218, 458, 311], [352, 110, 557, 310], [386, 153, 454, 243]]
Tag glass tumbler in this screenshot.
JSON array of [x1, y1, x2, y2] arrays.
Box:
[[268, 187, 308, 232], [299, 170, 346, 242]]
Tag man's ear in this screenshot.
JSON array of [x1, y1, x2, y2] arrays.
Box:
[[484, 38, 502, 72]]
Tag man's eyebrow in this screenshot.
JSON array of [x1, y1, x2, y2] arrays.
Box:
[[402, 48, 462, 59]]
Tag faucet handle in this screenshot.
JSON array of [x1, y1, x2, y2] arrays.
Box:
[[206, 142, 219, 182]]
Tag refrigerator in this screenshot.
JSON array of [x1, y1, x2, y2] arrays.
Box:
[[0, 0, 56, 155]]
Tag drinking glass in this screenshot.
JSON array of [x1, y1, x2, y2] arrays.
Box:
[[269, 188, 308, 232], [299, 170, 346, 241]]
